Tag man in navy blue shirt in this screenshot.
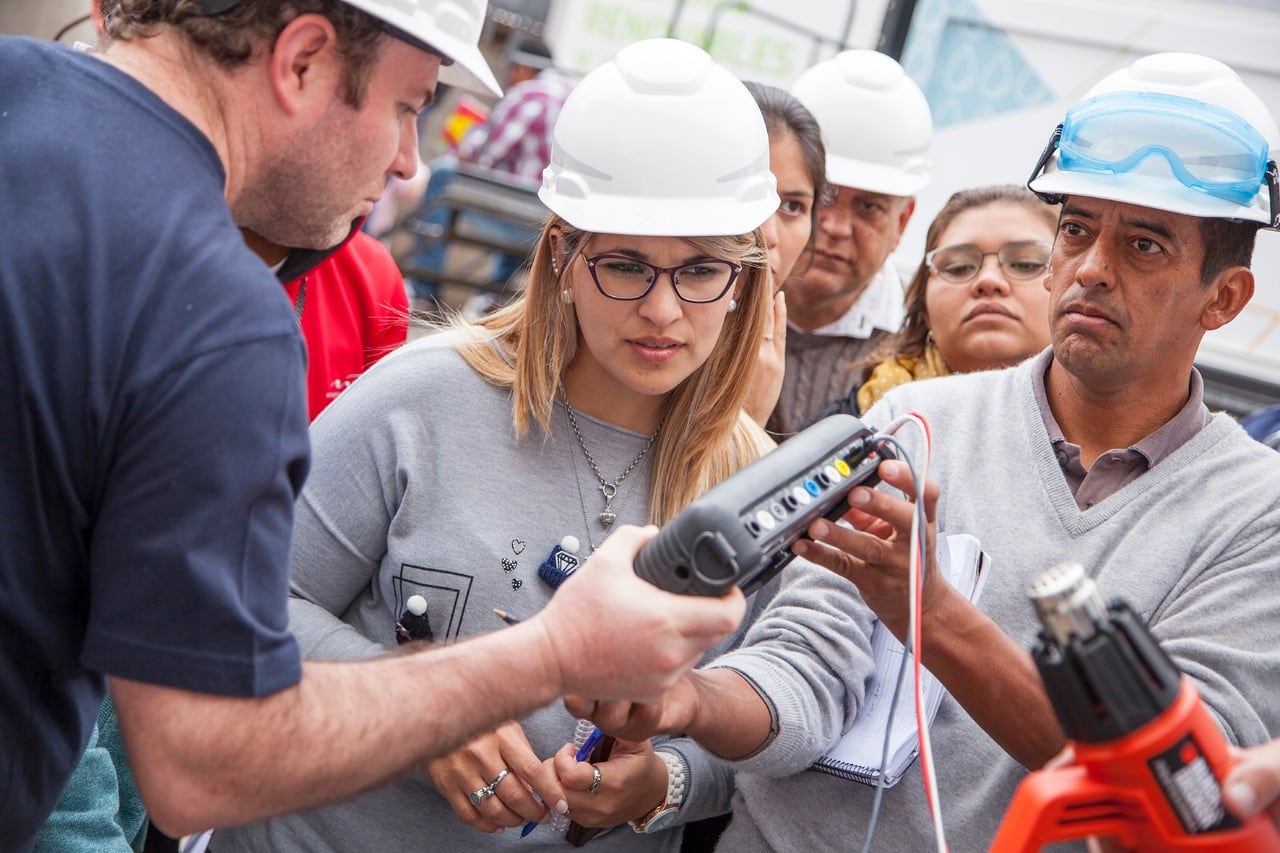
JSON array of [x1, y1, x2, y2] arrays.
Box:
[[0, 3, 744, 849]]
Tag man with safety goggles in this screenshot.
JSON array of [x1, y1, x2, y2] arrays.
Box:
[[790, 52, 1280, 850]]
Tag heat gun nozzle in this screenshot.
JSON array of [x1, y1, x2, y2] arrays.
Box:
[[1026, 562, 1109, 647]]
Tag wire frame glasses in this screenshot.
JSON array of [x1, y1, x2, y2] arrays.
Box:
[[925, 241, 1052, 284]]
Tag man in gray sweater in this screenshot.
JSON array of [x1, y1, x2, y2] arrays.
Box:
[[583, 52, 1280, 851]]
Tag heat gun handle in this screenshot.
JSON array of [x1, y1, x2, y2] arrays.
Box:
[[990, 681, 1280, 852]]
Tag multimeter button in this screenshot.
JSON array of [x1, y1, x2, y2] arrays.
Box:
[[815, 472, 830, 487], [769, 502, 787, 519], [823, 464, 841, 483], [834, 459, 851, 477], [754, 509, 777, 531], [792, 486, 812, 506], [781, 493, 798, 510], [804, 479, 820, 496], [746, 519, 761, 536]]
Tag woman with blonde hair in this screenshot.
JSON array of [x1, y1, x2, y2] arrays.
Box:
[[218, 37, 782, 852]]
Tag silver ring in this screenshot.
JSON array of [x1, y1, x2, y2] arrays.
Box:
[[762, 335, 774, 342], [587, 763, 602, 795], [468, 767, 511, 806]]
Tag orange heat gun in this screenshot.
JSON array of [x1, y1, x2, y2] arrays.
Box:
[[989, 562, 1280, 852]]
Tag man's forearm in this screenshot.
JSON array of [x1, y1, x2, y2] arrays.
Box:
[[683, 668, 775, 760], [922, 587, 1065, 768], [113, 619, 564, 836]]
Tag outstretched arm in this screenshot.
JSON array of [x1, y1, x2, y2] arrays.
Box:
[[572, 667, 773, 761], [113, 525, 745, 837]]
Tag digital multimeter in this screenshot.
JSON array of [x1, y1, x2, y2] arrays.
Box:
[[634, 414, 894, 597]]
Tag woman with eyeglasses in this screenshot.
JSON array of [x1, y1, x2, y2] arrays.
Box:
[[216, 38, 874, 853], [852, 184, 1060, 413]]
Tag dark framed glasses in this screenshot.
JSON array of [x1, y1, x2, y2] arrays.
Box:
[[925, 241, 1052, 284], [583, 254, 741, 303]]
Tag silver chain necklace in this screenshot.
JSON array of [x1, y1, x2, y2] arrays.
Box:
[[562, 398, 664, 530], [566, 436, 611, 553]]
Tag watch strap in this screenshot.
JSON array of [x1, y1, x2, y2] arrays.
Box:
[[629, 750, 687, 833]]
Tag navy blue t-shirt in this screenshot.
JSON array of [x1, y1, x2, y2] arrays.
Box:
[[1242, 403, 1280, 448], [0, 38, 309, 848]]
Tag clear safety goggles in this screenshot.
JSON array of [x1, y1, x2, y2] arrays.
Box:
[[1029, 91, 1279, 219]]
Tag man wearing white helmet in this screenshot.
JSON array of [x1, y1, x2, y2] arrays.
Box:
[[768, 49, 932, 435], [580, 52, 1280, 853], [0, 5, 745, 849], [775, 52, 1280, 849]]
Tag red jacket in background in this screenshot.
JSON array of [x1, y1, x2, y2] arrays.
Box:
[[280, 231, 409, 421]]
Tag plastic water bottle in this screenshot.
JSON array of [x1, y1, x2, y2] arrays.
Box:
[[548, 718, 596, 833]]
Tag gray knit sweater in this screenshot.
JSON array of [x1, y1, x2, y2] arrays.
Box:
[[217, 337, 877, 851], [217, 339, 684, 851], [715, 350, 1280, 852]]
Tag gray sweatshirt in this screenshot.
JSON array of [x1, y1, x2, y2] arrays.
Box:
[[715, 351, 1280, 852], [217, 337, 877, 851]]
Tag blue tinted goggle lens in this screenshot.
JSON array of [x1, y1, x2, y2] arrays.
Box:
[[1058, 92, 1270, 205]]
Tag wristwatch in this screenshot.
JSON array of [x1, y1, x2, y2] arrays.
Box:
[[629, 750, 687, 834]]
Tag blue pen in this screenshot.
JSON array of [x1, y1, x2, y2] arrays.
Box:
[[521, 724, 604, 837], [574, 726, 604, 761]]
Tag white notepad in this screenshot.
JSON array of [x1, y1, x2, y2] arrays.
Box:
[[811, 533, 989, 787]]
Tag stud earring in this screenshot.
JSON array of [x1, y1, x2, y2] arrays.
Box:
[[560, 288, 574, 305], [727, 298, 738, 312]]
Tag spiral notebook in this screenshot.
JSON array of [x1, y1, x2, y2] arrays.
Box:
[[811, 532, 989, 787]]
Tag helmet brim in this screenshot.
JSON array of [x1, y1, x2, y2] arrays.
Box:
[[539, 187, 778, 237], [431, 34, 503, 98], [826, 154, 930, 197], [342, 0, 502, 98]]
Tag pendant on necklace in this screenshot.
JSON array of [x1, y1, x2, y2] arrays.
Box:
[[599, 483, 618, 528]]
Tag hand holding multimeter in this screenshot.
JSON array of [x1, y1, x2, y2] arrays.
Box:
[[634, 415, 894, 597]]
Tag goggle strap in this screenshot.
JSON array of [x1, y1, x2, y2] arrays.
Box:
[[1029, 125, 1066, 205], [1268, 161, 1280, 229]]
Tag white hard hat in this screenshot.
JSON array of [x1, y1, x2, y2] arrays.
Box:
[[538, 38, 778, 236], [1029, 52, 1280, 227], [791, 49, 933, 197], [342, 0, 501, 97]]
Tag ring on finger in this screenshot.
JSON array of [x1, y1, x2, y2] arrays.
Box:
[[468, 767, 511, 806], [587, 763, 602, 795]]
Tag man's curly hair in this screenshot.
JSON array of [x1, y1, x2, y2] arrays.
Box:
[[103, 0, 386, 107]]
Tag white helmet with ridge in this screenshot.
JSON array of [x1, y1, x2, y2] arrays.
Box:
[[1028, 52, 1279, 227], [190, 0, 501, 96], [341, 0, 501, 97], [538, 37, 779, 237], [791, 49, 933, 197]]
